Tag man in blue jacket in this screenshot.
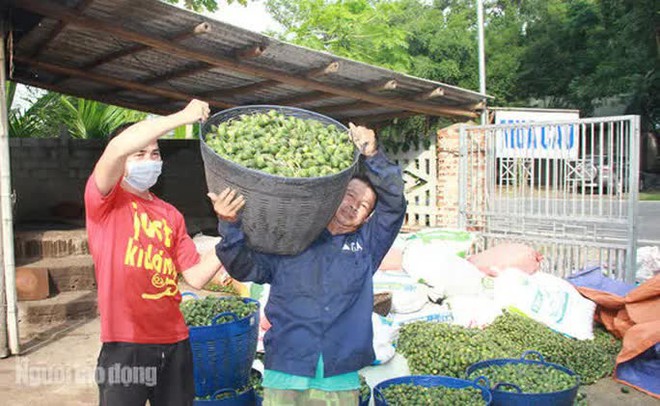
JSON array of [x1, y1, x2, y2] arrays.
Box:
[[208, 123, 406, 405]]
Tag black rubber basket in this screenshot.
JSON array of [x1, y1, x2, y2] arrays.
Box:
[[200, 105, 358, 255]]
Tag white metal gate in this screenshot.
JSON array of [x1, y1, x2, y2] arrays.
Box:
[[388, 136, 438, 228], [458, 116, 640, 282]]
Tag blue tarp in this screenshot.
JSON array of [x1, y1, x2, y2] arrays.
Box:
[[566, 266, 636, 297], [616, 343, 660, 396], [567, 267, 659, 398]]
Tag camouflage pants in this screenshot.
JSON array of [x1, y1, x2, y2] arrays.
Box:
[[263, 387, 360, 406]]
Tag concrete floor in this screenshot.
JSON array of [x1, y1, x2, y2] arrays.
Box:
[[0, 318, 100, 405], [0, 317, 657, 406]]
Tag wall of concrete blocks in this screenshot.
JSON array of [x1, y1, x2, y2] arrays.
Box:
[[9, 137, 217, 235]]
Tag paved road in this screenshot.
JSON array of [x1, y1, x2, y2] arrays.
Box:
[[638, 201, 660, 245]]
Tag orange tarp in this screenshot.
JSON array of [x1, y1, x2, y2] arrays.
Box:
[[577, 275, 660, 399]]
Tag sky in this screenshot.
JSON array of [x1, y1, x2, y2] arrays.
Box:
[[208, 0, 282, 33]]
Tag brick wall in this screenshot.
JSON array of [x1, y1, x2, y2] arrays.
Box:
[[9, 137, 216, 235], [435, 122, 486, 230], [436, 123, 462, 228]]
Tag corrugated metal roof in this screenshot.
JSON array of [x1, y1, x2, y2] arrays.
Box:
[[8, 0, 488, 124]]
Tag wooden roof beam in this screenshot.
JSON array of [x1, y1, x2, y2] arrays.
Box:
[[305, 61, 340, 78], [104, 64, 211, 94], [82, 22, 211, 70], [264, 63, 340, 105], [365, 79, 397, 93], [50, 22, 211, 87], [141, 63, 210, 86], [200, 80, 279, 99], [26, 0, 95, 58], [451, 100, 486, 111], [317, 78, 402, 113], [17, 0, 478, 118], [114, 42, 268, 91], [234, 44, 267, 59], [14, 76, 174, 116], [15, 56, 232, 110], [269, 92, 339, 106], [348, 111, 419, 126], [316, 102, 376, 114], [217, 63, 340, 101], [101, 62, 212, 96], [415, 87, 445, 101]]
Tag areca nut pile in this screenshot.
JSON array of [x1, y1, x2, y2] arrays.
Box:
[[180, 296, 258, 327], [205, 109, 355, 178]]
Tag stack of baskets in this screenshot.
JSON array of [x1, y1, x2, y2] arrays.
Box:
[[183, 293, 261, 405], [200, 105, 358, 256]]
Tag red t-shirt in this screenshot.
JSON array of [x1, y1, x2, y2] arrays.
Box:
[[85, 175, 200, 343]]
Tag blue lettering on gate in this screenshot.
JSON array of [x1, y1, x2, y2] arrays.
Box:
[[527, 127, 537, 148], [501, 120, 575, 151]]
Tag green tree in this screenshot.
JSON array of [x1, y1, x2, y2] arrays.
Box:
[[517, 0, 603, 110], [401, 0, 478, 89], [266, 0, 412, 72], [482, 0, 528, 105], [266, 0, 533, 106], [265, 0, 534, 149], [592, 0, 657, 129], [517, 0, 658, 127], [58, 97, 147, 139], [6, 83, 147, 138], [6, 83, 64, 138]]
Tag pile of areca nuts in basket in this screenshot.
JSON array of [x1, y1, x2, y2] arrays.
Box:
[[205, 109, 354, 178]]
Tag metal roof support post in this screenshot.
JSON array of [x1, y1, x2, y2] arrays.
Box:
[[0, 26, 20, 356], [477, 0, 487, 125], [458, 125, 468, 230], [626, 116, 640, 283]]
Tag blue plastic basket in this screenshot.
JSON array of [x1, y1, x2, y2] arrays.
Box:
[[465, 351, 580, 406], [183, 293, 260, 398], [373, 375, 492, 405], [193, 388, 256, 406], [193, 369, 262, 406]]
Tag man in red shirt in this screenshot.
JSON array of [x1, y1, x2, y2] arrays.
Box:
[[85, 99, 223, 405]]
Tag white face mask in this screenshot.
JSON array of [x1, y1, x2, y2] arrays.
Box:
[[124, 160, 162, 192]]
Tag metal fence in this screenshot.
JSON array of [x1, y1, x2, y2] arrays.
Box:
[[458, 116, 640, 282]]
